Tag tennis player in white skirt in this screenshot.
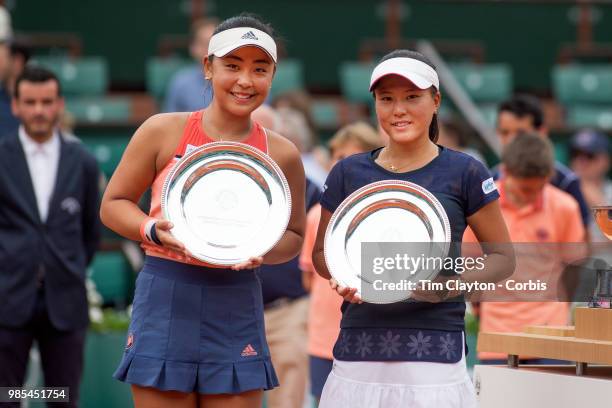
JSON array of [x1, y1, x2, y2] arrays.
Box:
[[311, 49, 515, 407]]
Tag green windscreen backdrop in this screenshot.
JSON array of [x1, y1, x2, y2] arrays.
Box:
[[11, 1, 612, 92]]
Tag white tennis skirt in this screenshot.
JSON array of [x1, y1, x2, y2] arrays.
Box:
[[319, 345, 476, 408]]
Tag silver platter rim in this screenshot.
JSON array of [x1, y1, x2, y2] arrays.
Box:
[[160, 141, 292, 265], [324, 179, 451, 304]]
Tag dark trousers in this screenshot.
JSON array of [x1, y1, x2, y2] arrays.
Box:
[[0, 289, 86, 408]]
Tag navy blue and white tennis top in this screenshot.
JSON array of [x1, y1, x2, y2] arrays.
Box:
[[320, 145, 499, 363]]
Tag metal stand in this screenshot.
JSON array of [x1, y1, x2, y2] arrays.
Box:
[[576, 362, 588, 376]]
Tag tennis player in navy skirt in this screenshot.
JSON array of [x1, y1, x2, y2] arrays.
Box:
[[312, 50, 516, 407], [100, 14, 305, 408]]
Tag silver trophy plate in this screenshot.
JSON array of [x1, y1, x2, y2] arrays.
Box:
[[324, 180, 451, 303], [161, 142, 291, 265]]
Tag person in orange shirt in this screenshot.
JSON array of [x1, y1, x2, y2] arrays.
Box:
[[300, 122, 382, 403], [464, 133, 586, 364]]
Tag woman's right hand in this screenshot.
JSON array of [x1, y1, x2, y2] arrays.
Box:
[[154, 220, 192, 259], [330, 278, 363, 304]]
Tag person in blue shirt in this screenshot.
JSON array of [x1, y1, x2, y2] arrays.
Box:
[[259, 177, 319, 408], [163, 18, 217, 112], [311, 50, 515, 408], [0, 39, 21, 139]]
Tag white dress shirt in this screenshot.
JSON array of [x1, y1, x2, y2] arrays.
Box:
[[19, 126, 61, 222]]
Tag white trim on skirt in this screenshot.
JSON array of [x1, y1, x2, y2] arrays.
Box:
[[319, 335, 477, 408]]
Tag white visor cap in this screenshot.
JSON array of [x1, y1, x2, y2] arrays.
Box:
[[369, 57, 439, 91], [208, 27, 277, 63]]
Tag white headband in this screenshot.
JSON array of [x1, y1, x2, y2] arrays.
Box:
[[369, 57, 439, 91], [208, 27, 277, 63]]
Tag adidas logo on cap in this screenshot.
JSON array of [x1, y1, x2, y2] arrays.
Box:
[[241, 31, 259, 40]]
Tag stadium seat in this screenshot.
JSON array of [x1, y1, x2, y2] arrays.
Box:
[[566, 105, 612, 130], [339, 62, 377, 104], [82, 136, 129, 178], [477, 103, 499, 128], [146, 57, 191, 100], [552, 64, 612, 105], [551, 138, 570, 166], [65, 97, 131, 124], [270, 59, 305, 99], [312, 99, 340, 129], [436, 101, 497, 128], [89, 251, 133, 306], [447, 63, 513, 103], [33, 56, 109, 95]]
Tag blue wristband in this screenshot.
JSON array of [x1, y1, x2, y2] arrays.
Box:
[[149, 222, 163, 246]]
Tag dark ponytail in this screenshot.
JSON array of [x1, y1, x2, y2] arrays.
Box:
[[429, 112, 439, 143]]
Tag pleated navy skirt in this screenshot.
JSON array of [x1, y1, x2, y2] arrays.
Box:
[[113, 256, 278, 394]]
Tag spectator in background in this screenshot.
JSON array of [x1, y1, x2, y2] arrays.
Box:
[[0, 41, 17, 138], [464, 133, 585, 364], [0, 66, 101, 407], [437, 119, 485, 163], [276, 107, 310, 150], [7, 42, 30, 89], [163, 18, 217, 112], [274, 107, 323, 210], [274, 91, 318, 144], [493, 94, 591, 230], [300, 121, 382, 404], [0, 41, 30, 139], [59, 110, 78, 139], [252, 104, 281, 131], [569, 129, 611, 242], [0, 5, 11, 41], [274, 91, 329, 187], [253, 104, 320, 408]]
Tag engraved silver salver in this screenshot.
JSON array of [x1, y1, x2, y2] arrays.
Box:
[[161, 142, 291, 265], [324, 180, 451, 303]]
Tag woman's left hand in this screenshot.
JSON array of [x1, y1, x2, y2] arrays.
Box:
[[231, 256, 264, 270]]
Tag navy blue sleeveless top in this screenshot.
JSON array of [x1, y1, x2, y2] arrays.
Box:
[[320, 145, 499, 362]]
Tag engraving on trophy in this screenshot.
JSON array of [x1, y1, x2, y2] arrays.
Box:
[[161, 142, 291, 265], [216, 189, 239, 211], [325, 180, 451, 303], [381, 227, 404, 242]]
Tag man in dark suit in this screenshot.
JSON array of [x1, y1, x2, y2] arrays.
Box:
[[0, 66, 100, 407]]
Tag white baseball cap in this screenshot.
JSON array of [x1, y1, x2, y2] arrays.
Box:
[[208, 27, 277, 63], [369, 57, 439, 91]]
